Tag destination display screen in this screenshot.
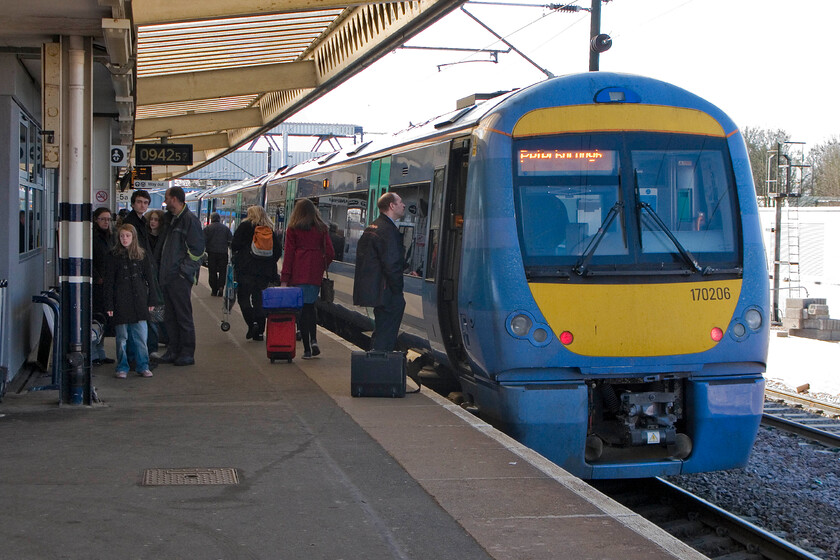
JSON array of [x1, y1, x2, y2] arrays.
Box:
[[518, 149, 617, 176]]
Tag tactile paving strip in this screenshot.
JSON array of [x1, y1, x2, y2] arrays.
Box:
[[142, 467, 239, 486]]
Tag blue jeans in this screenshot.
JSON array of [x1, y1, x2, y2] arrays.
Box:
[[115, 322, 149, 373]]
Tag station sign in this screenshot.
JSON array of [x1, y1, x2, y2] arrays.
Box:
[[135, 143, 193, 166], [110, 145, 128, 166], [134, 180, 167, 189]]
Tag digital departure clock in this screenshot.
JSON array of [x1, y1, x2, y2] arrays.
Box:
[[135, 143, 193, 165]]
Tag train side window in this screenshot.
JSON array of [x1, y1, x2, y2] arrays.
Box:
[[317, 191, 367, 263], [425, 168, 446, 280], [391, 183, 430, 277]]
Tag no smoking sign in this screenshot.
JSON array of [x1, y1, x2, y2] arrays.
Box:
[[95, 190, 108, 203]]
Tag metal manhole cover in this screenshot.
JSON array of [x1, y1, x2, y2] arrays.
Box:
[[142, 467, 239, 486]]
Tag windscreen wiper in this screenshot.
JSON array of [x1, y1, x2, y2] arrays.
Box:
[[633, 169, 702, 274], [573, 201, 623, 276], [637, 201, 702, 274]]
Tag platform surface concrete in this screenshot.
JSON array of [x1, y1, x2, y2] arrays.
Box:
[[0, 279, 706, 560]]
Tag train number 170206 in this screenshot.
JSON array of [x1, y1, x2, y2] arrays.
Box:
[[690, 287, 731, 301]]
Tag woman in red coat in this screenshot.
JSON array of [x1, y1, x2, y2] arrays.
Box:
[[280, 199, 334, 359]]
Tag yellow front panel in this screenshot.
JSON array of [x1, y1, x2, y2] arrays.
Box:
[[529, 280, 742, 357], [512, 105, 727, 138]]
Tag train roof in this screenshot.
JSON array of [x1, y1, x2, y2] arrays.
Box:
[[197, 172, 273, 199], [267, 88, 519, 181], [262, 72, 739, 184]]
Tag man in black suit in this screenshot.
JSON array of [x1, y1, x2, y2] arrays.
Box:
[[353, 192, 406, 352]]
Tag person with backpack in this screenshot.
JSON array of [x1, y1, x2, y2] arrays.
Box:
[[231, 206, 281, 341], [280, 199, 334, 359]]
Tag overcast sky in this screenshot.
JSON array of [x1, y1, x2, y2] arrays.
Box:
[[288, 0, 837, 152]]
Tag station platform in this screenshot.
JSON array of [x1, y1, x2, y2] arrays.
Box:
[[766, 330, 840, 398], [0, 280, 706, 560]]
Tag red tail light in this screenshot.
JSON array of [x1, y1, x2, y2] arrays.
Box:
[[710, 327, 724, 341]]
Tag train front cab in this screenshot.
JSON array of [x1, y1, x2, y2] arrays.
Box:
[[460, 85, 768, 479]]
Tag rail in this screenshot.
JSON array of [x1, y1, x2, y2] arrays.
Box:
[[593, 477, 826, 560], [765, 387, 840, 417]]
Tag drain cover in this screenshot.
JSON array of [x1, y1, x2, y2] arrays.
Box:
[[142, 467, 239, 486]]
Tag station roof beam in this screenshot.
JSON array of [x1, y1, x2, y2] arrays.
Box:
[[131, 0, 465, 180]]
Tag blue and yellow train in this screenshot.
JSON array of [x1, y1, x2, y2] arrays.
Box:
[[192, 72, 769, 479]]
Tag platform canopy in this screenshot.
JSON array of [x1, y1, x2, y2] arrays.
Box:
[[132, 0, 467, 180], [1, 0, 465, 180]]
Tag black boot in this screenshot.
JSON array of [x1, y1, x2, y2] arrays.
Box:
[[245, 322, 254, 340]]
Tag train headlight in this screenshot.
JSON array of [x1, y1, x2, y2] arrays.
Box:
[[506, 311, 553, 346], [732, 323, 747, 337], [510, 314, 532, 336], [745, 309, 762, 331]]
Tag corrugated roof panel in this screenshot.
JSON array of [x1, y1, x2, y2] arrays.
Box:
[[136, 10, 345, 77], [136, 95, 259, 119]]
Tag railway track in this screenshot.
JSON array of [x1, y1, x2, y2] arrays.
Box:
[[593, 477, 825, 560], [763, 388, 840, 448]]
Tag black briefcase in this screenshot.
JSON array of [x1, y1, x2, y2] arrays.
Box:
[[351, 351, 406, 398]]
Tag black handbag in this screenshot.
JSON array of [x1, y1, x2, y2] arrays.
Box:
[[320, 273, 334, 303], [149, 304, 165, 323]]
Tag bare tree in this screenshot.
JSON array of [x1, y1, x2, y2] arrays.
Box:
[[742, 127, 791, 198], [808, 137, 840, 197]]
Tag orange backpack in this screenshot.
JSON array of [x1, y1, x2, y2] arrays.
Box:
[[250, 225, 274, 258]]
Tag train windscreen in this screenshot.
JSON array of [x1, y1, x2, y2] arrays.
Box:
[[514, 132, 741, 275]]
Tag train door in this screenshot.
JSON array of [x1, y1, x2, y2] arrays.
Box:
[[433, 138, 471, 371], [367, 157, 391, 224], [282, 180, 297, 257]]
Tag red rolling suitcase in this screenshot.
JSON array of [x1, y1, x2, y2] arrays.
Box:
[[266, 313, 297, 363]]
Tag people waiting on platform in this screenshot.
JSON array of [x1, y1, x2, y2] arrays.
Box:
[[92, 206, 116, 366], [353, 192, 406, 353], [104, 224, 156, 379], [152, 186, 205, 367], [123, 189, 152, 253], [231, 206, 282, 342], [145, 208, 168, 355], [204, 212, 232, 297], [280, 199, 334, 359]]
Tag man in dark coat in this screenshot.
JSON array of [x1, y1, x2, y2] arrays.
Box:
[[203, 212, 232, 296], [122, 189, 151, 253], [353, 192, 406, 352], [153, 186, 205, 366]]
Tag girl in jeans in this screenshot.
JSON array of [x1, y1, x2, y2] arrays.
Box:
[[104, 224, 156, 378]]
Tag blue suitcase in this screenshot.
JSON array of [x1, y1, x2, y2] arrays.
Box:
[[262, 286, 303, 311], [350, 351, 406, 398]]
